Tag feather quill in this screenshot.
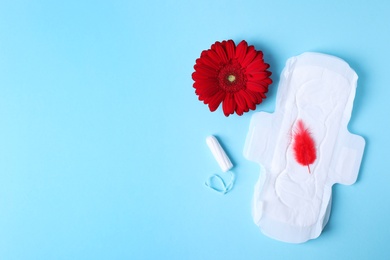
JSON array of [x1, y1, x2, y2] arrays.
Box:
[[292, 120, 317, 173]]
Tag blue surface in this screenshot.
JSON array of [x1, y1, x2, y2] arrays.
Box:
[[0, 0, 388, 259]]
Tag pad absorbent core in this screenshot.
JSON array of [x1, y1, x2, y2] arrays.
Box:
[[243, 52, 365, 243]]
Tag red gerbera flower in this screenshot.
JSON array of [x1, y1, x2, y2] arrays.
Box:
[[192, 40, 272, 116]]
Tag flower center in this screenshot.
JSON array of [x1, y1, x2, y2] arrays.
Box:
[[227, 74, 236, 83], [218, 60, 246, 93]]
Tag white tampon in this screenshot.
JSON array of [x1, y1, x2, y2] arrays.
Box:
[[206, 136, 233, 172]]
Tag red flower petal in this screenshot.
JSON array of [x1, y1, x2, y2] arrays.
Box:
[[234, 92, 249, 113], [223, 40, 236, 58], [235, 40, 248, 64], [194, 64, 218, 77], [247, 90, 265, 104], [247, 71, 272, 81], [235, 105, 244, 116], [195, 86, 219, 98], [239, 90, 257, 110], [194, 79, 220, 89], [199, 52, 219, 69], [192, 71, 217, 81], [207, 49, 223, 65], [241, 46, 257, 67], [255, 50, 263, 60], [212, 41, 229, 63], [208, 90, 226, 111], [193, 78, 218, 87], [222, 93, 235, 116], [263, 77, 273, 85], [247, 55, 269, 72], [250, 77, 272, 86], [246, 81, 268, 93]]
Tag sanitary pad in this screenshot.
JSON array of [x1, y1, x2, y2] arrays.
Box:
[[243, 52, 365, 243]]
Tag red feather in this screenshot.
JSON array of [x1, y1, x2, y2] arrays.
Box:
[[292, 120, 317, 173]]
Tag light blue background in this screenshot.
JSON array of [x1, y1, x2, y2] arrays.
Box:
[[0, 0, 388, 259]]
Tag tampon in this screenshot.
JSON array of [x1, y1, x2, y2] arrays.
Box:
[[206, 136, 233, 172]]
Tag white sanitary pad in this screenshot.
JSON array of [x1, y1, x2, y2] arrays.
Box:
[[243, 52, 365, 243]]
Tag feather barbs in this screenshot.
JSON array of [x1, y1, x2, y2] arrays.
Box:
[[292, 120, 317, 173]]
